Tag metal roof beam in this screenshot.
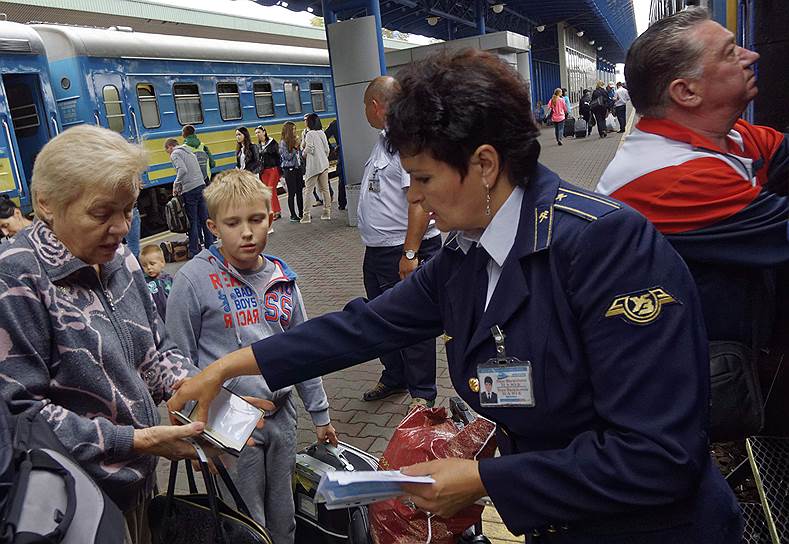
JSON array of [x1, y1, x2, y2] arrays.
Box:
[[387, 0, 488, 30]]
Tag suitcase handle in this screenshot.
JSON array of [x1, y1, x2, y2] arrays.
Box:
[[324, 444, 355, 472]]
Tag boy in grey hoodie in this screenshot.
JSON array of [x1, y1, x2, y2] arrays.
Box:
[[166, 169, 337, 544]]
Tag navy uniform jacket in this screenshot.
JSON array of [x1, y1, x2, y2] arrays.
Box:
[[252, 164, 742, 541]]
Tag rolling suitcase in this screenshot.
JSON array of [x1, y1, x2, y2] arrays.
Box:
[[294, 442, 378, 544], [574, 118, 588, 138], [563, 117, 575, 137]]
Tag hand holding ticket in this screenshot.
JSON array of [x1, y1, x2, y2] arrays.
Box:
[[316, 470, 435, 509]]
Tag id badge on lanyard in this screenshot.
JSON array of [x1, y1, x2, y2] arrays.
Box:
[[368, 166, 381, 193], [477, 325, 535, 408]]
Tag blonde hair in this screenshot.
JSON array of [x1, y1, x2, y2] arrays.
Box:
[[140, 244, 164, 259], [550, 88, 562, 107], [595, 80, 605, 89], [204, 169, 272, 220], [32, 125, 147, 219]]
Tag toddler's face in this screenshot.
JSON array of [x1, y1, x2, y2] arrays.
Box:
[[141, 253, 166, 278]]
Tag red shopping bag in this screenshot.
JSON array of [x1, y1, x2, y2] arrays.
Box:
[[370, 406, 496, 544]]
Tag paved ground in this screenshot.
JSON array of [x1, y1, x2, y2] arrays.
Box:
[[153, 119, 629, 542]]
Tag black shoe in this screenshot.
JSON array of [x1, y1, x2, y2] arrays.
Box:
[[363, 382, 407, 401], [557, 140, 563, 146], [338, 206, 346, 211]]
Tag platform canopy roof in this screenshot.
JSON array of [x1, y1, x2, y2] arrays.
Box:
[[253, 0, 636, 62]]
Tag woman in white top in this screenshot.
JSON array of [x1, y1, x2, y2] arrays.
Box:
[[301, 113, 331, 223]]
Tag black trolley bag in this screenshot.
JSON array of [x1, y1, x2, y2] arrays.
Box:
[[293, 442, 378, 544], [0, 402, 125, 544], [563, 117, 576, 137], [574, 118, 588, 138]]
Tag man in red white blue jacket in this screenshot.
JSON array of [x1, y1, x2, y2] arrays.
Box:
[[597, 7, 789, 346]]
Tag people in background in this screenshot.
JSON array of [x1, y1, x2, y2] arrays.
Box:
[[0, 195, 32, 242], [300, 113, 332, 223], [140, 244, 173, 323], [235, 126, 261, 175], [280, 121, 304, 222], [182, 124, 215, 184], [549, 88, 569, 145], [579, 89, 593, 136], [255, 125, 282, 233], [614, 82, 630, 133], [591, 81, 611, 138], [165, 138, 215, 258]]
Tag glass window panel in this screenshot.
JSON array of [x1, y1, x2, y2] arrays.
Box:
[[254, 82, 274, 117], [174, 83, 203, 125], [310, 82, 326, 112], [217, 82, 242, 121], [136, 83, 160, 129], [284, 82, 302, 115], [102, 85, 124, 133]]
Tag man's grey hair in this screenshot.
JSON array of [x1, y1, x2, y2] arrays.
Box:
[[625, 6, 711, 117]]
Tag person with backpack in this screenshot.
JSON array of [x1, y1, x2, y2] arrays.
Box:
[[166, 138, 215, 258], [579, 89, 593, 136], [591, 81, 611, 138], [182, 124, 215, 184]]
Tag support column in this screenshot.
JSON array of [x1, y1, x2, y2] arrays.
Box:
[[557, 21, 569, 92], [322, 2, 386, 224], [475, 0, 486, 35]]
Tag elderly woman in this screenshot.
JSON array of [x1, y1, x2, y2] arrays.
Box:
[[170, 51, 742, 542], [0, 125, 206, 544]]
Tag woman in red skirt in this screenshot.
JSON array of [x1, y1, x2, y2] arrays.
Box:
[[255, 125, 282, 232]]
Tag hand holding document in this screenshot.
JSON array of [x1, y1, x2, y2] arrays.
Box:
[[316, 470, 435, 510]]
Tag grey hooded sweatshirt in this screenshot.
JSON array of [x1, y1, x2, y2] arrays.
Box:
[[165, 246, 330, 425]]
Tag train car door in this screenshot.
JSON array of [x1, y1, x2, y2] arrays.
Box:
[[92, 72, 137, 142], [0, 73, 53, 211]]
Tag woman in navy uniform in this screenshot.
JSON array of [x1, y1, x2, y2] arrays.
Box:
[[170, 50, 743, 542]]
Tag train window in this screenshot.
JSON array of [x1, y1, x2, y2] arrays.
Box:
[[310, 82, 326, 112], [102, 85, 125, 133], [253, 82, 274, 117], [284, 82, 302, 115], [173, 83, 204, 125], [217, 82, 242, 121], [136, 83, 160, 129]]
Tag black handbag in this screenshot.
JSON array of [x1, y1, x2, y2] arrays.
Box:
[[149, 445, 272, 544], [708, 340, 764, 442]]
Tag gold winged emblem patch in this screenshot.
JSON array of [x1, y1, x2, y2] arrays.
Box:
[[605, 287, 678, 325]]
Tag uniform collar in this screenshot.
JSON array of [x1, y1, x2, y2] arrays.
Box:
[[457, 186, 524, 267], [445, 163, 560, 259], [636, 117, 745, 155]]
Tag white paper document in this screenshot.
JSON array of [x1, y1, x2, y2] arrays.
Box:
[[316, 470, 435, 510]]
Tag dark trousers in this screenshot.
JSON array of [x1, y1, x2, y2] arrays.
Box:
[[363, 235, 442, 400], [615, 105, 627, 132], [592, 109, 607, 137], [182, 185, 214, 256], [337, 158, 347, 209], [553, 120, 565, 143], [284, 167, 304, 218]]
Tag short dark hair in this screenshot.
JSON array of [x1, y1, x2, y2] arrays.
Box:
[[484, 376, 493, 385], [0, 195, 18, 219], [164, 138, 179, 149], [625, 6, 710, 117], [386, 49, 540, 186], [182, 125, 195, 137], [306, 113, 322, 131]]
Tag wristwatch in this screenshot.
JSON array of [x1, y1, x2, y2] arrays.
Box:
[[403, 249, 418, 260]]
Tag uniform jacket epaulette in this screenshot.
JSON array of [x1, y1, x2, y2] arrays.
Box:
[[552, 184, 621, 222]]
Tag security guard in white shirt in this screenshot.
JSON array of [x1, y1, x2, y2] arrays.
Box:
[[357, 76, 442, 407]]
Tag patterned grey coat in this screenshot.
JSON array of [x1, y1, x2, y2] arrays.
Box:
[[0, 220, 197, 511]]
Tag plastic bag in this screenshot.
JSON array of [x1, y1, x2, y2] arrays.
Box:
[[605, 112, 618, 132], [369, 406, 496, 544]]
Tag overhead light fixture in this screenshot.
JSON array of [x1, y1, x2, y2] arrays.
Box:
[[307, 6, 314, 12], [576, 30, 584, 37], [597, 46, 603, 51], [491, 3, 505, 14], [427, 15, 439, 25], [279, 1, 288, 6], [588, 39, 595, 45], [536, 24, 545, 32]]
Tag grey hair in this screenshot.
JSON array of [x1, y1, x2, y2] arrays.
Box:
[[625, 6, 710, 117]]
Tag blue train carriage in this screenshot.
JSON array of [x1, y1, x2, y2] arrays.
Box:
[[33, 24, 335, 235], [0, 22, 61, 215]]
